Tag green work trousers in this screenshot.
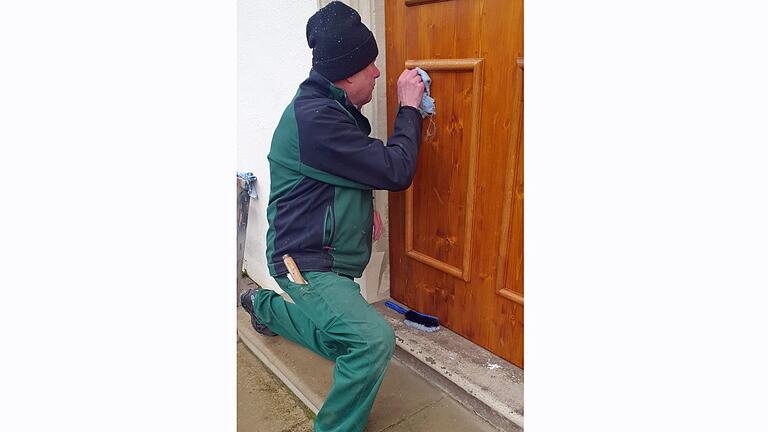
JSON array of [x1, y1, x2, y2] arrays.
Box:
[[250, 271, 395, 432]]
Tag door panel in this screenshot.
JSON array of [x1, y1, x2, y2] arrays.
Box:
[[386, 0, 523, 367], [405, 59, 483, 281]]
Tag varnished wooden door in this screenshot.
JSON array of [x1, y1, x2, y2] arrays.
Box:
[[386, 0, 524, 367]]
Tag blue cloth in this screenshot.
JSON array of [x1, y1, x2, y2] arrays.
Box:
[[415, 67, 436, 118], [237, 171, 258, 199]]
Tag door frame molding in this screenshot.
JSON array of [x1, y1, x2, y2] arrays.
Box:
[[403, 58, 485, 282]]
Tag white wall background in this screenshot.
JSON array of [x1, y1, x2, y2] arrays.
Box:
[[238, 0, 391, 301], [238, 0, 318, 291]]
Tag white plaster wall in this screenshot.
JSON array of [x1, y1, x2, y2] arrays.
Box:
[[239, 0, 391, 302], [238, 0, 317, 292]]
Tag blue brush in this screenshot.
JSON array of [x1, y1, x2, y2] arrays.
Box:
[[385, 300, 440, 332]]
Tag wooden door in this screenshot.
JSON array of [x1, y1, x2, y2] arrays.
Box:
[[386, 0, 524, 367]]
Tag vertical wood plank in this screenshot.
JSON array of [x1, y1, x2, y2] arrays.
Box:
[[387, 0, 524, 367]]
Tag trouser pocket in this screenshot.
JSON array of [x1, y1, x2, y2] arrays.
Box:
[[279, 275, 343, 333]]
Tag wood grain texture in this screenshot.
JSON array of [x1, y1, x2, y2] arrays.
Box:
[[386, 0, 524, 367], [387, 0, 524, 367], [495, 51, 524, 305], [405, 0, 454, 7], [403, 59, 483, 282]]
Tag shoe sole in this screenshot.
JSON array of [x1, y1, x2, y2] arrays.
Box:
[[240, 289, 278, 337]]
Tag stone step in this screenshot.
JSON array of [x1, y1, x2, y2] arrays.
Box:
[[237, 304, 509, 431], [373, 300, 523, 431]]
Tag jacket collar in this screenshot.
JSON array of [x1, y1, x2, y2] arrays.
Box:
[[302, 69, 371, 134], [304, 69, 349, 105]]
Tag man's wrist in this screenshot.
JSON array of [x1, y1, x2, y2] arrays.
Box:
[[398, 105, 421, 115]]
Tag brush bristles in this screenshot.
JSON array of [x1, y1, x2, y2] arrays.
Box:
[[404, 310, 439, 328], [404, 320, 441, 332]]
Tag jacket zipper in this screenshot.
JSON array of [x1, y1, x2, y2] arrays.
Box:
[[323, 205, 336, 251]]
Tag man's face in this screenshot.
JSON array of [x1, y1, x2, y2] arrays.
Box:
[[347, 61, 381, 107]]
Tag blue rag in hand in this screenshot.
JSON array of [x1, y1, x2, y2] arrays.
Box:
[[415, 67, 436, 118]]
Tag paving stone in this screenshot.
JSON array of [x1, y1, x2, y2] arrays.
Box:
[[239, 299, 511, 432], [365, 360, 444, 431], [237, 341, 314, 432], [380, 396, 500, 432]]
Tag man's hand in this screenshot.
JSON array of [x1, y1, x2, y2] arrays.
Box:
[[397, 68, 425, 109]]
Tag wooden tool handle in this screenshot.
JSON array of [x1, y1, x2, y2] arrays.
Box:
[[282, 254, 306, 284]]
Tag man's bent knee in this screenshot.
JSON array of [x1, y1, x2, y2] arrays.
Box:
[[367, 322, 395, 365]]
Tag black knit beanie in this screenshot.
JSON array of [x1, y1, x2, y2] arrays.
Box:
[[306, 1, 379, 82]]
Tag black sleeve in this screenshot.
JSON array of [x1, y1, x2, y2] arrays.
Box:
[[297, 103, 423, 191]]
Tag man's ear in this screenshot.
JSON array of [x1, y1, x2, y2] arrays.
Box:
[[333, 76, 355, 87]]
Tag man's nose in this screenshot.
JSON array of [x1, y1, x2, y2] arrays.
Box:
[[373, 64, 381, 78]]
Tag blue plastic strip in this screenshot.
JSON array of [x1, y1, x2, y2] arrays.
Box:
[[385, 300, 408, 315]]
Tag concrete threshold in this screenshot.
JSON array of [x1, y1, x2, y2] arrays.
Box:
[[238, 302, 509, 431], [373, 301, 524, 431]]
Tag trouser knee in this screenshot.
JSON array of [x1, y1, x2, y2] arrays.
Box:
[[368, 323, 395, 366]]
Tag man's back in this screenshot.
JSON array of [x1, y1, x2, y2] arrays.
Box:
[[242, 4, 428, 431], [265, 69, 422, 278]]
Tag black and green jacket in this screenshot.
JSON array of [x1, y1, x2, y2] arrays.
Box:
[[266, 69, 423, 278]]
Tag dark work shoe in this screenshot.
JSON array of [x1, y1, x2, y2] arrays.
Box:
[[239, 288, 278, 337]]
